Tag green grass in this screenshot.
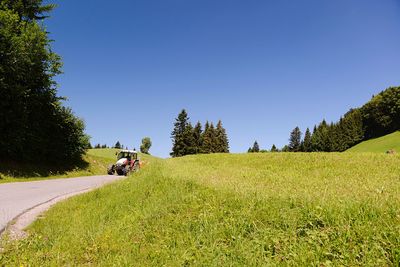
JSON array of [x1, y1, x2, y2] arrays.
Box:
[[1, 153, 400, 266], [0, 149, 153, 184], [347, 131, 400, 153], [87, 148, 155, 163]]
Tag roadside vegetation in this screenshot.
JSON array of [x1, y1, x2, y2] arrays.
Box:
[[0, 1, 90, 165], [1, 152, 399, 266]]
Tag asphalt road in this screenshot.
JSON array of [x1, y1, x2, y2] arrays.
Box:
[[0, 175, 124, 234]]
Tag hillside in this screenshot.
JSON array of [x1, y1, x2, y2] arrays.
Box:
[[1, 153, 399, 265], [0, 149, 153, 184], [347, 131, 400, 153]]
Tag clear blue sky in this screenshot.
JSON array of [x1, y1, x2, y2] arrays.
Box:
[[46, 0, 400, 157]]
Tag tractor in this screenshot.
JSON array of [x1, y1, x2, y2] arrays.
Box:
[[107, 150, 140, 176]]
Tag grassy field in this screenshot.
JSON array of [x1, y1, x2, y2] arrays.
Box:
[[1, 152, 400, 266], [347, 131, 400, 153], [0, 149, 151, 184]]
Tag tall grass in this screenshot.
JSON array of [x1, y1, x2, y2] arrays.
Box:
[[1, 153, 399, 266]]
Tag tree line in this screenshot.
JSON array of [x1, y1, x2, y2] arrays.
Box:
[[248, 141, 279, 153], [91, 138, 152, 154], [285, 87, 400, 152], [0, 1, 89, 164], [171, 110, 229, 157]]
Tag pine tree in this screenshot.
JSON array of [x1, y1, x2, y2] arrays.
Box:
[[1, 0, 56, 21], [201, 121, 214, 154], [340, 109, 364, 151], [209, 123, 218, 152], [271, 144, 278, 152], [215, 120, 229, 153], [182, 123, 197, 155], [311, 125, 319, 151], [303, 128, 312, 152], [193, 122, 203, 154], [289, 127, 302, 152], [114, 141, 121, 149], [251, 141, 260, 153], [171, 109, 190, 157], [311, 120, 331, 152]]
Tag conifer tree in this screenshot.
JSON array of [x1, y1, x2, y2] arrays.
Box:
[[114, 141, 121, 149], [340, 109, 364, 150], [201, 121, 215, 154], [251, 141, 260, 153], [289, 127, 302, 152], [311, 120, 331, 152], [215, 120, 229, 153], [193, 122, 203, 154], [303, 128, 312, 152], [271, 144, 278, 152], [209, 123, 218, 152], [1, 0, 56, 21], [311, 126, 318, 151], [182, 123, 197, 155], [170, 109, 190, 157]]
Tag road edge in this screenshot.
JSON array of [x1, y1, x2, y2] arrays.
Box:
[[0, 176, 125, 242]]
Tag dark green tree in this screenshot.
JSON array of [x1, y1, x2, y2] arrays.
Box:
[[0, 3, 89, 163], [311, 120, 331, 152], [303, 128, 312, 152], [114, 141, 122, 149], [182, 123, 197, 155], [270, 144, 278, 152], [252, 141, 260, 153], [361, 87, 400, 139], [289, 127, 302, 152], [193, 122, 203, 154], [140, 137, 152, 154], [215, 120, 229, 153], [201, 121, 210, 153], [1, 0, 56, 21], [201, 121, 216, 154], [170, 109, 190, 157]]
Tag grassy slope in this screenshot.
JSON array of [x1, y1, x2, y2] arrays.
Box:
[[0, 149, 152, 184], [88, 148, 155, 163], [347, 131, 400, 153], [1, 153, 400, 266]]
